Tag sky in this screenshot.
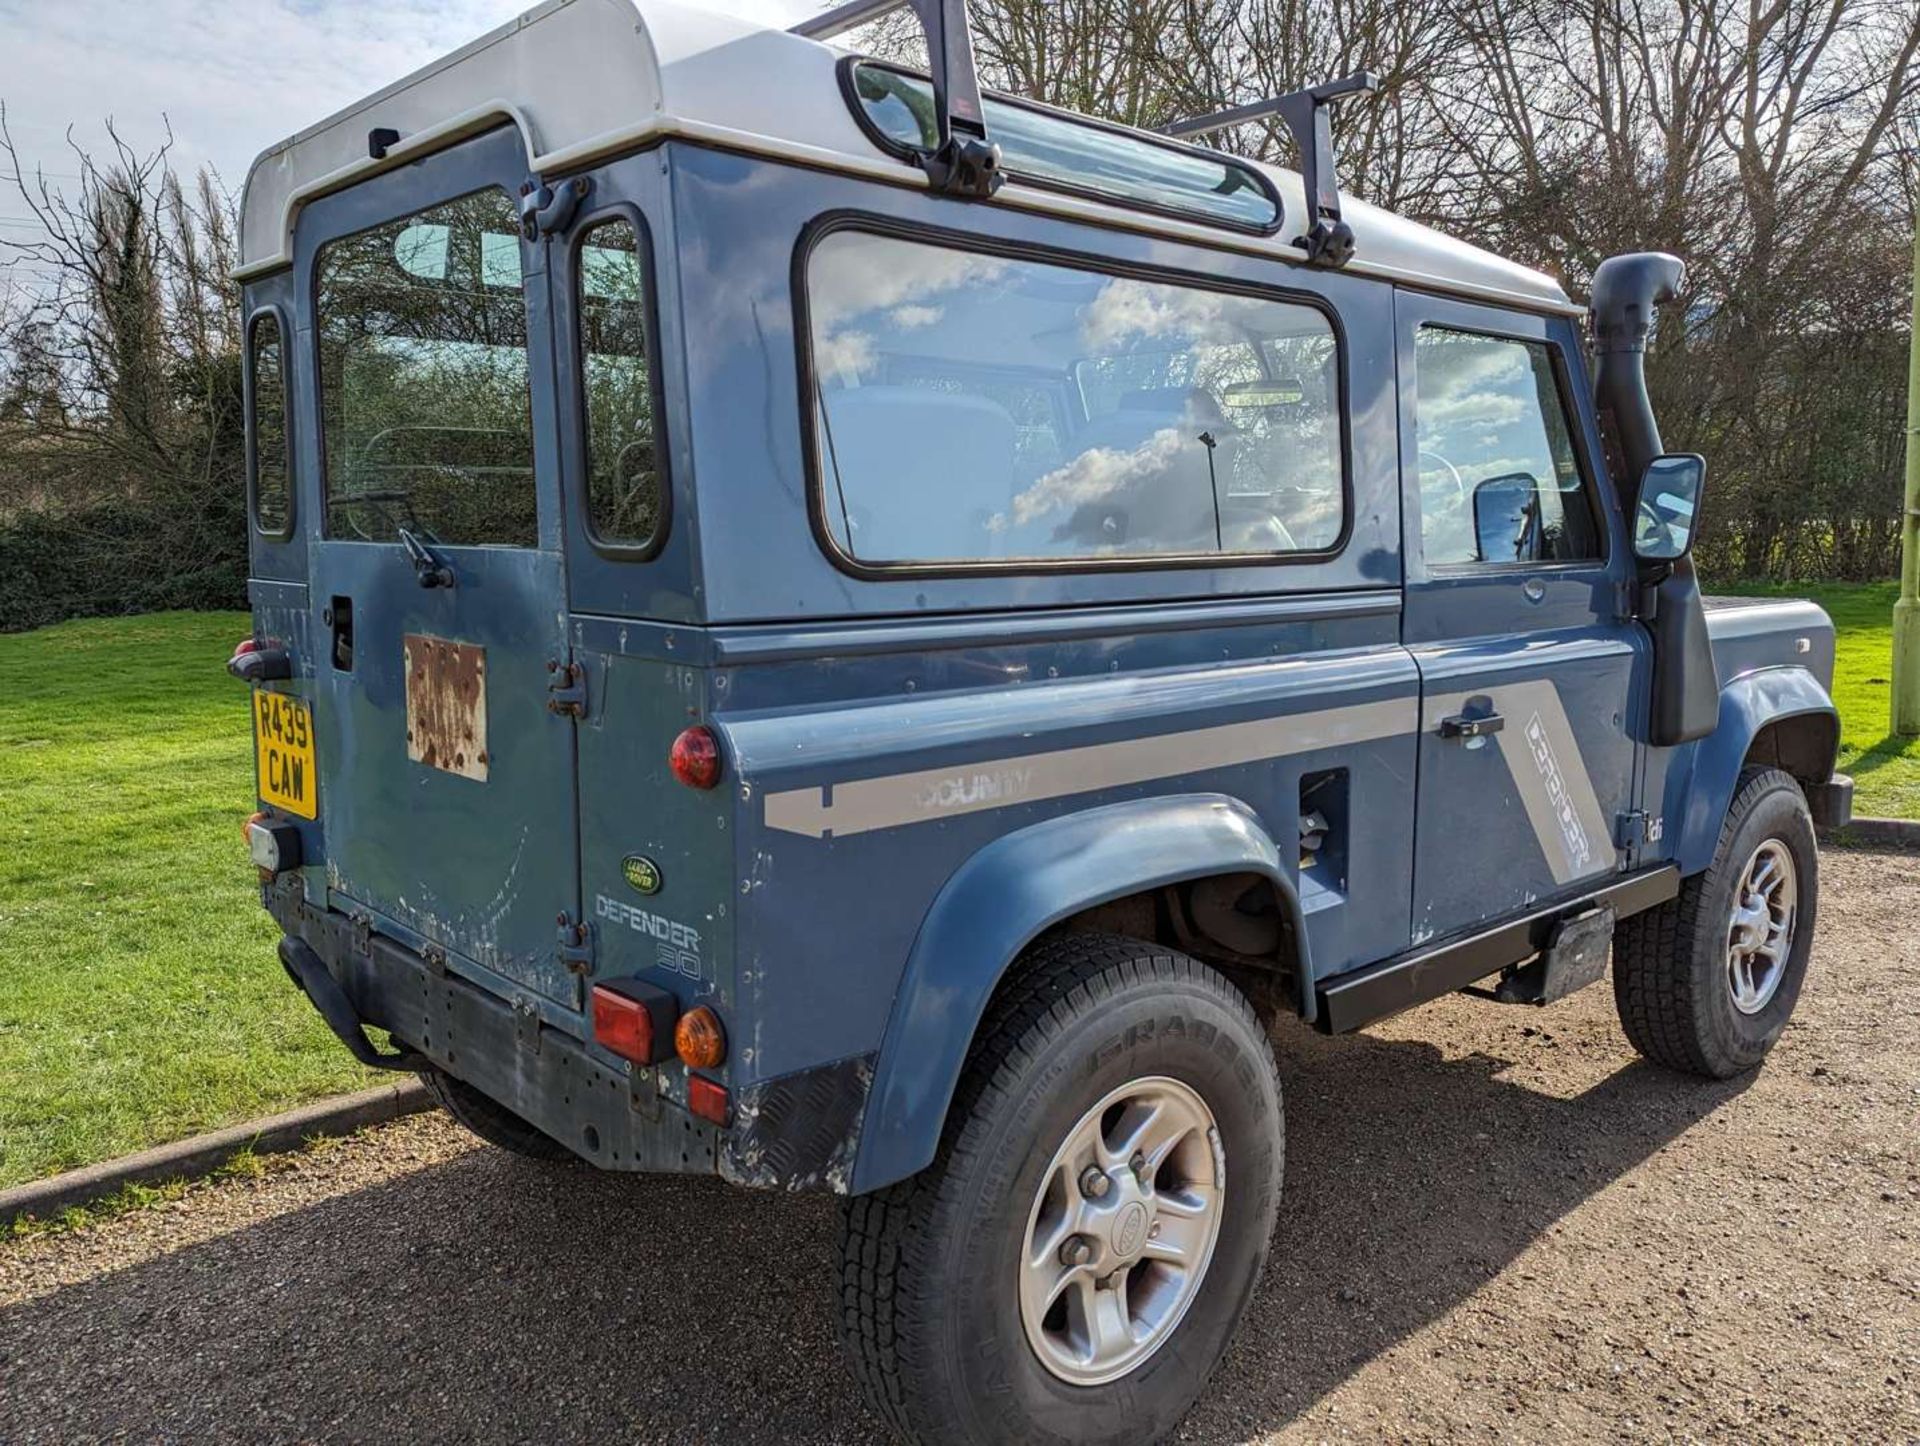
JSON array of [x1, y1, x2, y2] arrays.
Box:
[[0, 0, 820, 264]]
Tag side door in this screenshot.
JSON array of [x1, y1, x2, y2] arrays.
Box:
[[298, 128, 585, 1010], [1395, 291, 1647, 941]]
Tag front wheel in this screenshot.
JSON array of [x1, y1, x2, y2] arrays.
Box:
[[838, 934, 1282, 1446], [1614, 766, 1819, 1078]]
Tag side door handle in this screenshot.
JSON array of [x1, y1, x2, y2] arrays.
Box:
[[1439, 711, 1505, 740]]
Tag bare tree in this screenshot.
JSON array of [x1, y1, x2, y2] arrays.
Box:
[[0, 105, 247, 625]]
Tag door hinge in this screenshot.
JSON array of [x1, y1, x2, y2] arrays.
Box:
[[518, 175, 590, 239], [1615, 810, 1662, 850], [556, 912, 595, 975], [546, 660, 588, 719]]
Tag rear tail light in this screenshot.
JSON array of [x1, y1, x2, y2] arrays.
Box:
[[244, 811, 302, 876], [227, 636, 292, 682], [669, 725, 722, 790], [687, 1075, 730, 1126], [675, 1004, 727, 1069], [590, 980, 679, 1066]]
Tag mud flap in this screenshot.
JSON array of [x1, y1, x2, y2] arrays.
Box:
[[1487, 905, 1616, 1006], [278, 936, 428, 1072], [1806, 773, 1854, 830]]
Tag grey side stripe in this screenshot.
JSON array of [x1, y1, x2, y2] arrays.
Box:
[[1424, 679, 1612, 886], [763, 697, 1418, 840]]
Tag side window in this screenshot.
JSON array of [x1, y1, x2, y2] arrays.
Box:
[[576, 216, 664, 550], [248, 312, 291, 536], [805, 230, 1345, 567], [1413, 327, 1601, 567], [315, 188, 535, 547]]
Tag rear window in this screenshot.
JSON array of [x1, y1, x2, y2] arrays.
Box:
[[247, 311, 290, 537], [575, 215, 665, 551], [314, 188, 536, 547], [805, 230, 1345, 568], [848, 62, 1280, 233]]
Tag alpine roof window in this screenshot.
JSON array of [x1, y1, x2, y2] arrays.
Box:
[[805, 229, 1345, 570], [846, 61, 1280, 234]]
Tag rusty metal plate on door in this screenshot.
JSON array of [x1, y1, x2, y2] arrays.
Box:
[[404, 634, 489, 781]]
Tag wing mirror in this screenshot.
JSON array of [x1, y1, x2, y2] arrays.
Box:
[[1632, 453, 1705, 563], [1470, 472, 1542, 563]]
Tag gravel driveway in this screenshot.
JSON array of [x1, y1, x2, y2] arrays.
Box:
[[3, 847, 1915, 1443]]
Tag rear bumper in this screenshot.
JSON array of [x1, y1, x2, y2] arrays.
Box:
[[265, 882, 719, 1175]]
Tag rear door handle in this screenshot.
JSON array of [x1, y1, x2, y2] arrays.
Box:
[[326, 596, 354, 672], [1439, 711, 1504, 740]]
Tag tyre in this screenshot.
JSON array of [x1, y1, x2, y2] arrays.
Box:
[[418, 1067, 573, 1162], [1614, 766, 1818, 1078], [838, 933, 1283, 1446]]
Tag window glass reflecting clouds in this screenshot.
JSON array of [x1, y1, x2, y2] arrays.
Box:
[[808, 231, 1344, 566]]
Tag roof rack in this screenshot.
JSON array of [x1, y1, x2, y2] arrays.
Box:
[[1163, 72, 1378, 268], [795, 0, 1002, 198]]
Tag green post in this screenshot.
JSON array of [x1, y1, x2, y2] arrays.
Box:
[[1895, 219, 1920, 737]]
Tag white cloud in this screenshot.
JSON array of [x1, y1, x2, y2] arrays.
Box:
[[1078, 276, 1239, 351], [1009, 426, 1186, 527], [809, 232, 1009, 379]]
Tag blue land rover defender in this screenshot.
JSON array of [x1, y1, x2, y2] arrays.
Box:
[[230, 2, 1853, 1440]]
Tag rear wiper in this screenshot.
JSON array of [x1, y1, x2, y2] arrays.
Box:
[[398, 526, 455, 589]]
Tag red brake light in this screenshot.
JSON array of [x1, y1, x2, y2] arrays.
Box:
[[591, 981, 677, 1066], [233, 637, 261, 657], [670, 726, 722, 790], [687, 1075, 730, 1126]]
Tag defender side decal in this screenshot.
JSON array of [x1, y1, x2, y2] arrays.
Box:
[[1424, 680, 1611, 885], [762, 698, 1417, 839], [763, 679, 1609, 891]]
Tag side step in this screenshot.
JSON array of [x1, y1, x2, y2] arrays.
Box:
[[1315, 866, 1679, 1034]]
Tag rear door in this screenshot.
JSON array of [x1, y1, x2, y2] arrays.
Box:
[[1396, 291, 1647, 941], [299, 129, 583, 1008]]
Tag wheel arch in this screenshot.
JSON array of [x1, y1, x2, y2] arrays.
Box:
[[1671, 666, 1838, 875], [848, 793, 1305, 1195]]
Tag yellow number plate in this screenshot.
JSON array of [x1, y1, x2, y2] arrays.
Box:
[[254, 691, 318, 820]]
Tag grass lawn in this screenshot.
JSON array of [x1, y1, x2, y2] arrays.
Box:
[[1716, 581, 1920, 821], [0, 613, 372, 1191]]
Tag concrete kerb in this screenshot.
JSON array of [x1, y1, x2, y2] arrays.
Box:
[[1820, 815, 1920, 849], [1, 1079, 432, 1227]]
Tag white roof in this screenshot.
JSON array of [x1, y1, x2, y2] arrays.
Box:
[[236, 0, 1576, 315]]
